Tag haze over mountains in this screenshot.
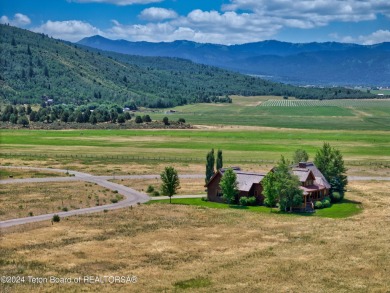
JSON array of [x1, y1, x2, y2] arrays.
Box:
[[78, 36, 390, 87]]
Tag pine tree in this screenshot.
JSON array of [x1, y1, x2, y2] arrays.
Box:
[[205, 148, 215, 184], [216, 149, 223, 170]]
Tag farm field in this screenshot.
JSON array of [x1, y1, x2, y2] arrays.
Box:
[[145, 96, 390, 130], [1, 126, 389, 176], [0, 181, 122, 220], [0, 181, 389, 292]]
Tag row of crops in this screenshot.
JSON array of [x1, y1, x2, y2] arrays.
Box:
[[260, 99, 390, 108]]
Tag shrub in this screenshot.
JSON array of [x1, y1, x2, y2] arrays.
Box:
[[52, 214, 60, 222], [331, 191, 343, 203], [201, 197, 208, 202], [178, 118, 186, 123], [163, 117, 169, 125], [28, 212, 33, 217], [135, 116, 143, 123], [239, 196, 256, 206], [314, 201, 323, 209], [110, 198, 118, 203], [321, 199, 331, 208], [62, 207, 68, 212], [146, 185, 155, 193], [152, 190, 160, 196]]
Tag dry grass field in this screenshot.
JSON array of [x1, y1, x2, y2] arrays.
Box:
[[0, 181, 123, 220], [0, 168, 67, 179], [1, 181, 389, 292], [113, 178, 206, 195]]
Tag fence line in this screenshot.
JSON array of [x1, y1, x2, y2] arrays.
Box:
[[0, 152, 276, 164], [1, 153, 389, 167]]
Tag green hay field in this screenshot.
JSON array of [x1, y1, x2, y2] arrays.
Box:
[[144, 96, 390, 130]]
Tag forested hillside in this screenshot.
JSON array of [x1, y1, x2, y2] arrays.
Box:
[[0, 24, 373, 107], [80, 36, 390, 86]]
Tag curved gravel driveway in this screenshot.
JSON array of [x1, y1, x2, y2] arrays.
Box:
[[1, 166, 388, 228]]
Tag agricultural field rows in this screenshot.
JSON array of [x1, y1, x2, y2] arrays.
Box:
[[260, 99, 390, 108]]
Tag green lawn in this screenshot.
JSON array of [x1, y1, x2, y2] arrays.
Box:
[[148, 198, 362, 219]]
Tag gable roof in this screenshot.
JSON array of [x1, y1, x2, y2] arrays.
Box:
[[293, 162, 331, 189]]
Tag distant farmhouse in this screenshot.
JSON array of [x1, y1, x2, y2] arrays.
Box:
[[206, 162, 330, 211]]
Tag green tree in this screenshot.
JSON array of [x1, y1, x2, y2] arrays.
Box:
[[160, 166, 180, 203], [27, 44, 32, 55], [89, 113, 97, 124], [124, 112, 131, 120], [205, 148, 215, 184], [219, 168, 238, 204], [314, 143, 348, 193], [117, 114, 125, 123], [135, 115, 143, 123], [17, 115, 29, 127], [26, 104, 32, 115], [216, 149, 223, 170], [163, 116, 169, 125], [9, 113, 17, 124], [142, 115, 151, 122], [44, 66, 49, 77], [273, 156, 303, 212], [293, 149, 309, 164], [262, 171, 278, 211]]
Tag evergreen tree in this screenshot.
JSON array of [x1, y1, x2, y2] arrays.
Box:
[[44, 66, 49, 77], [205, 148, 215, 184], [216, 149, 223, 170], [27, 44, 32, 55], [135, 116, 143, 123]]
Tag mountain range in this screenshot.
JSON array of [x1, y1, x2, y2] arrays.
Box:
[[78, 36, 390, 86], [0, 25, 374, 107]]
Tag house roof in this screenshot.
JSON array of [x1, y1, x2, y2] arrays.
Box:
[[220, 169, 266, 192], [293, 162, 331, 189], [291, 168, 313, 183]]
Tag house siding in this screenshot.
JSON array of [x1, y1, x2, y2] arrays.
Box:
[[207, 173, 225, 203]]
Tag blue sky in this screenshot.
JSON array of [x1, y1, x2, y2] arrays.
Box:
[[1, 0, 390, 44]]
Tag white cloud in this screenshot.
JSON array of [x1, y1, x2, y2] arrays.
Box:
[[108, 11, 283, 45], [0, 13, 31, 27], [139, 7, 178, 21], [331, 30, 390, 45], [69, 0, 163, 5], [33, 20, 103, 42], [223, 0, 390, 28]]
